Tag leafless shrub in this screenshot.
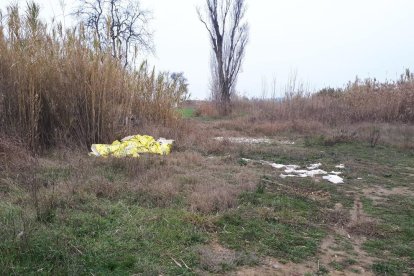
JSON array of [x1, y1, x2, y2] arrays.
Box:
[[368, 127, 381, 148]]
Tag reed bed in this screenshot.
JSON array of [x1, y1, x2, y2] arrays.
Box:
[[235, 73, 414, 125], [0, 3, 188, 152]]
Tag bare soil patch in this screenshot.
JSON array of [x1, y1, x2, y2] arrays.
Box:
[[362, 185, 414, 203]]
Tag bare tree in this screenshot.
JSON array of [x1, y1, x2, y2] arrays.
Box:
[[75, 0, 153, 67], [198, 0, 249, 115]]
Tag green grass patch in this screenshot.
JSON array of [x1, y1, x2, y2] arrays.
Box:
[[37, 167, 72, 183], [361, 195, 414, 274], [0, 200, 208, 275], [177, 108, 196, 118], [372, 260, 407, 276], [217, 188, 326, 263]]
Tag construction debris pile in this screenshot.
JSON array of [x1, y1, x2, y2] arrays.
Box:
[[90, 135, 174, 158]]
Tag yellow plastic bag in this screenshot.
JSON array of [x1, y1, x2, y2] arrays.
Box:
[[90, 135, 174, 158]]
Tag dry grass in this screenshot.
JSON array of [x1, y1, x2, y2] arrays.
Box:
[[347, 221, 387, 238], [325, 208, 351, 227], [217, 117, 327, 137], [0, 3, 187, 152], [194, 101, 220, 117], [2, 148, 258, 216], [0, 135, 34, 172], [238, 74, 414, 125], [186, 74, 414, 149]]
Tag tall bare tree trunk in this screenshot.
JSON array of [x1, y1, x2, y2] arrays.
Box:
[[198, 0, 249, 116]]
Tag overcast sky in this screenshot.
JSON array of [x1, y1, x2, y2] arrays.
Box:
[[2, 0, 414, 99]]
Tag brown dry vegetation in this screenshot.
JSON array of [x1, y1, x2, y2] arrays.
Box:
[[235, 72, 414, 124], [0, 3, 188, 152], [193, 73, 414, 149]]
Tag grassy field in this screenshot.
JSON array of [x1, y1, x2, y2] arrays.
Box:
[[1, 3, 413, 275], [1, 113, 413, 276]]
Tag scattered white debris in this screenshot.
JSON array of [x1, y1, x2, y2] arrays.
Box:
[[285, 165, 301, 170], [242, 158, 300, 170], [270, 163, 286, 169], [285, 168, 328, 177], [357, 177, 363, 180], [17, 231, 24, 239], [214, 137, 295, 145], [280, 174, 296, 179], [215, 137, 272, 144], [306, 169, 329, 177], [323, 175, 344, 184], [307, 163, 322, 170], [285, 169, 307, 174], [242, 158, 347, 184], [272, 263, 281, 269], [330, 171, 342, 175], [335, 164, 345, 169], [157, 137, 175, 145]]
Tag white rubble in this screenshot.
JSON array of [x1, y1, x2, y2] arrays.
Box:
[[285, 168, 328, 178], [330, 171, 342, 175], [284, 165, 301, 170], [270, 163, 286, 169], [280, 174, 296, 179], [241, 158, 299, 170], [157, 138, 175, 145], [242, 158, 345, 184], [307, 163, 322, 170], [335, 164, 345, 169], [215, 137, 272, 144], [323, 175, 344, 184], [214, 137, 295, 145]]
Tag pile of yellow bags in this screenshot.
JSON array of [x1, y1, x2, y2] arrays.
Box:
[[90, 135, 174, 158]]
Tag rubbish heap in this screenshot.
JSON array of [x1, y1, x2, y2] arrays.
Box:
[[90, 135, 174, 158]]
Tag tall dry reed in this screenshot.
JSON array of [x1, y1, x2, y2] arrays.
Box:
[[233, 72, 414, 125], [0, 3, 188, 151]]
